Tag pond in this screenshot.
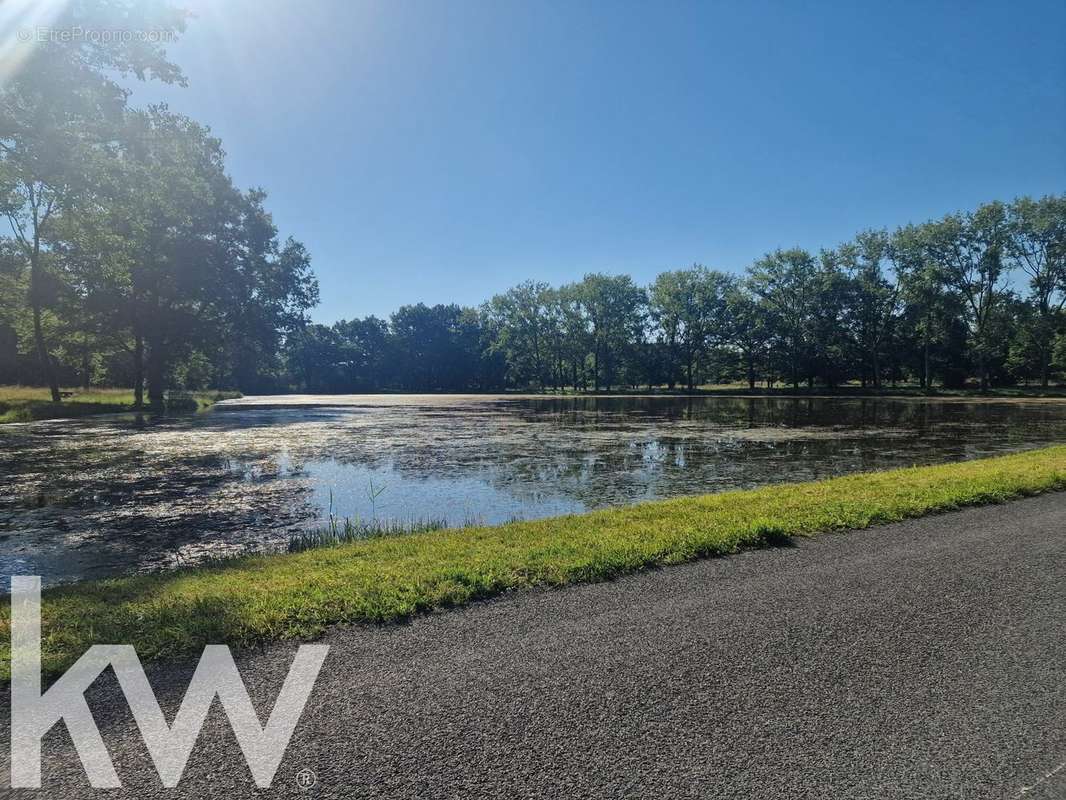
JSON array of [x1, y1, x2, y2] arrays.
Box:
[[2, 394, 1065, 587]]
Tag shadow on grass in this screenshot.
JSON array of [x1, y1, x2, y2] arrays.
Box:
[[751, 524, 796, 548]]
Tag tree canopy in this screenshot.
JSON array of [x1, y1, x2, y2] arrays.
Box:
[[275, 194, 1066, 396], [0, 0, 317, 405]]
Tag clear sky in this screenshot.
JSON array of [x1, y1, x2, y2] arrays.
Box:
[[131, 0, 1066, 324]]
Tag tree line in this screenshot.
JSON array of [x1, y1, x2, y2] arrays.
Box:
[[2, 4, 1063, 400], [292, 195, 1065, 394], [0, 1, 317, 406]]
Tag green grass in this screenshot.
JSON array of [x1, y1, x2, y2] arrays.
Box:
[[0, 385, 241, 424], [3, 444, 1066, 680]]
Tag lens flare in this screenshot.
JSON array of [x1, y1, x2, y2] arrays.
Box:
[[0, 0, 72, 85]]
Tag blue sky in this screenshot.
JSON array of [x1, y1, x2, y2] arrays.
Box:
[[133, 0, 1066, 323]]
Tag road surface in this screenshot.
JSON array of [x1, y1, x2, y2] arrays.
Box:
[[3, 493, 1065, 799]]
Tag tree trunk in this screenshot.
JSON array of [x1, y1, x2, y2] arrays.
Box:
[[147, 337, 165, 410], [29, 253, 61, 403], [923, 329, 931, 391], [81, 342, 91, 389], [31, 304, 60, 403], [133, 330, 145, 409]]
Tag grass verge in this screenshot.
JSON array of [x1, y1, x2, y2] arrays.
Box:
[[3, 444, 1066, 679], [0, 386, 241, 424]]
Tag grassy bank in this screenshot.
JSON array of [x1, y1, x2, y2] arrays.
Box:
[[0, 386, 241, 424], [3, 445, 1066, 679]]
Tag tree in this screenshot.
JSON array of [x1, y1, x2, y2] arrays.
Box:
[[832, 230, 904, 389], [1006, 196, 1066, 387], [333, 316, 392, 391], [726, 284, 770, 389], [921, 203, 1010, 391], [484, 281, 551, 389], [215, 190, 318, 392], [0, 0, 188, 401], [287, 323, 343, 392], [390, 303, 488, 391], [747, 249, 820, 389], [0, 71, 103, 401], [807, 254, 855, 387], [648, 270, 687, 389], [648, 266, 732, 390], [572, 274, 646, 391], [112, 108, 239, 407], [554, 282, 595, 390]]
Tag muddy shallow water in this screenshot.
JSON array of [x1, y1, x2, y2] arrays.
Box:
[[2, 394, 1065, 586]]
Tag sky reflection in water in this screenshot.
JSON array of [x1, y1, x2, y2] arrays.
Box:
[[2, 395, 1065, 586]]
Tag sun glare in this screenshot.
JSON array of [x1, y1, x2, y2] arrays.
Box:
[[0, 0, 72, 84]]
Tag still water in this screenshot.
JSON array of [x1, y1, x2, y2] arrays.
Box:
[[2, 394, 1065, 586]]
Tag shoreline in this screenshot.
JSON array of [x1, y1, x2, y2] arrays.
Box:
[[4, 444, 1065, 680], [6, 386, 1066, 426], [215, 390, 1066, 409]]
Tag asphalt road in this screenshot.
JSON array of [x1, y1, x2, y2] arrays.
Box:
[[2, 493, 1065, 799]]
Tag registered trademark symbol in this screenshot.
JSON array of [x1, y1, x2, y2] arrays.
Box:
[[296, 768, 317, 790]]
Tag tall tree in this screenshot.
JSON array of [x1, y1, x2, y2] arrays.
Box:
[[922, 203, 1010, 391], [648, 267, 732, 390], [1006, 195, 1066, 387], [573, 274, 646, 391], [116, 107, 238, 407], [216, 190, 318, 392], [747, 249, 819, 389], [648, 270, 688, 389], [555, 282, 595, 390], [0, 0, 188, 401], [726, 284, 770, 390], [333, 316, 392, 391], [484, 281, 551, 389], [832, 230, 904, 389], [390, 303, 487, 391]]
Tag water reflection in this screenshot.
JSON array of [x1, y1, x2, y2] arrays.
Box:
[[1, 395, 1064, 586]]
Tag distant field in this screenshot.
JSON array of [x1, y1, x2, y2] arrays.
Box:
[[0, 386, 241, 424], [643, 382, 1066, 398]]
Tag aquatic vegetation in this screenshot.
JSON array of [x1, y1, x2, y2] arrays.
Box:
[[2, 443, 1065, 680], [6, 395, 1066, 585], [287, 516, 452, 552], [287, 486, 481, 551]]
